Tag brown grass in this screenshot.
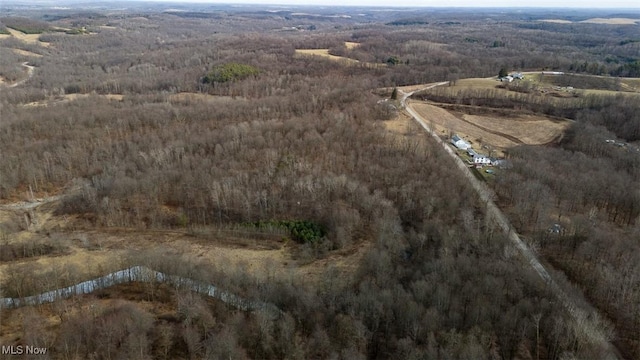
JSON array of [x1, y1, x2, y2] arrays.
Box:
[[12, 49, 43, 57], [463, 113, 570, 145], [51, 26, 71, 32], [382, 112, 413, 134], [582, 88, 640, 96], [295, 48, 360, 63], [344, 41, 360, 49], [410, 101, 570, 156], [539, 18, 640, 25], [411, 102, 515, 152], [540, 19, 573, 24], [23, 94, 124, 107], [0, 197, 369, 296], [6, 28, 50, 47], [397, 83, 434, 93], [580, 18, 640, 25], [426, 75, 640, 100], [295, 48, 384, 68], [168, 92, 244, 104], [422, 78, 533, 100], [21, 93, 247, 108], [455, 78, 503, 88]]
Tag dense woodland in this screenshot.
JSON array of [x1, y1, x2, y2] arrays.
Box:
[[1, 4, 639, 359]]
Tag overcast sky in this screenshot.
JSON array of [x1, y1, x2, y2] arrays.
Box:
[[144, 0, 640, 8]]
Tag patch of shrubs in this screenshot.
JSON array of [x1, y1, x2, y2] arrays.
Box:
[[202, 63, 260, 83], [244, 220, 325, 244]]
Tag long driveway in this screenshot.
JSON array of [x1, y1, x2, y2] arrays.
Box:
[[401, 85, 621, 359], [4, 62, 34, 88]]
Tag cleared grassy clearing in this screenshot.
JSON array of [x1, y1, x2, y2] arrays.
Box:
[[432, 75, 640, 98], [453, 77, 503, 88], [412, 102, 516, 154], [51, 26, 72, 32], [12, 48, 43, 57], [20, 92, 247, 108], [344, 41, 360, 49], [580, 18, 640, 25], [540, 19, 573, 24], [618, 78, 640, 91], [0, 191, 369, 301], [6, 27, 50, 47], [582, 88, 640, 96], [295, 43, 385, 68], [410, 101, 570, 156], [463, 113, 570, 145], [23, 94, 124, 107], [539, 18, 640, 25], [295, 48, 361, 64], [168, 92, 245, 103], [0, 222, 367, 302]]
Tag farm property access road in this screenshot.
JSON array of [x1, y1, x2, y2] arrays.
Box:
[[400, 84, 621, 360]]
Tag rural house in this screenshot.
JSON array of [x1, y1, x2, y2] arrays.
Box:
[[473, 155, 492, 166]]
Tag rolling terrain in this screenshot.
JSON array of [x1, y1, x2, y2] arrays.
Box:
[[1, 4, 639, 359]]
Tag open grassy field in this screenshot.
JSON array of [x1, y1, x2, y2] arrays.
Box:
[[409, 101, 570, 156], [22, 94, 124, 107], [0, 194, 369, 298], [540, 18, 640, 25], [20, 93, 253, 108], [463, 113, 570, 145], [540, 19, 573, 24], [12, 49, 43, 57], [6, 27, 50, 47], [425, 74, 640, 99], [581, 18, 640, 25], [295, 42, 384, 68], [344, 41, 360, 49], [295, 48, 362, 64]]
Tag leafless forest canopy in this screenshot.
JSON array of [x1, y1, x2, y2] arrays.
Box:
[[0, 2, 639, 359]]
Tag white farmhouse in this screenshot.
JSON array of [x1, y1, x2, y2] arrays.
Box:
[[473, 155, 491, 166]]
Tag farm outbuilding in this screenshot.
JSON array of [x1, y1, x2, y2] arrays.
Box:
[[451, 134, 471, 150]]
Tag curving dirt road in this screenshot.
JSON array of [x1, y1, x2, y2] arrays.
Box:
[[0, 179, 86, 211], [401, 85, 621, 359], [456, 114, 525, 144], [5, 62, 34, 88]]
